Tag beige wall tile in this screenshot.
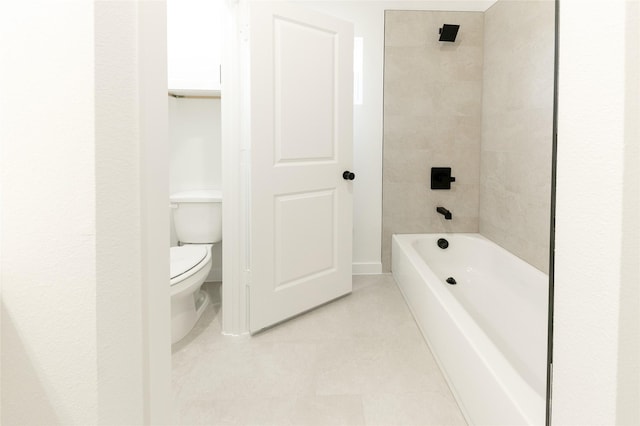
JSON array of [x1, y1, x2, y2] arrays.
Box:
[[480, 0, 555, 273], [383, 4, 553, 273], [382, 11, 484, 272]]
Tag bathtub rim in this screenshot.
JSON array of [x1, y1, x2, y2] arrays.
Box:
[[392, 233, 546, 425]]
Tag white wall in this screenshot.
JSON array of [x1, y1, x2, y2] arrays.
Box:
[[95, 3, 147, 421], [553, 0, 640, 424], [301, 1, 495, 274], [169, 97, 222, 195], [0, 1, 171, 423], [1, 3, 98, 423]]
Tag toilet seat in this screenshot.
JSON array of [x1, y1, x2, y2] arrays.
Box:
[[169, 245, 212, 289], [170, 245, 207, 281]]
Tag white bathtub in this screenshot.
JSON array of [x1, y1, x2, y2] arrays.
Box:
[[392, 233, 548, 425]]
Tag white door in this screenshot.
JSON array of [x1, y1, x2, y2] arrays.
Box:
[[249, 2, 354, 333]]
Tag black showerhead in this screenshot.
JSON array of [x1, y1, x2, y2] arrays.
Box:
[[438, 24, 460, 42]]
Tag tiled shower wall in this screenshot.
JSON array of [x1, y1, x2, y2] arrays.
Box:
[[382, 11, 484, 272], [480, 1, 555, 273], [383, 3, 554, 274]]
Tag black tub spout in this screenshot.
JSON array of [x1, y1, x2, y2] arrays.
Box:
[[436, 206, 452, 220]]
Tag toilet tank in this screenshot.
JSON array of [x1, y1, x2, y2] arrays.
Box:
[[170, 190, 222, 244]]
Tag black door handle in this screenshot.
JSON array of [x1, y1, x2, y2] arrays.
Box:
[[342, 171, 355, 180]]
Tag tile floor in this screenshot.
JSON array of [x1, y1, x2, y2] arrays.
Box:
[[172, 274, 467, 425]]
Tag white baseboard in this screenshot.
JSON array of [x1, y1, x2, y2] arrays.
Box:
[[352, 262, 383, 275]]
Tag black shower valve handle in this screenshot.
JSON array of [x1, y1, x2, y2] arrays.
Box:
[[430, 167, 455, 190]]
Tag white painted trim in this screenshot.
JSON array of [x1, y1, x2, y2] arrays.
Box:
[[352, 262, 383, 275], [221, 0, 250, 336]]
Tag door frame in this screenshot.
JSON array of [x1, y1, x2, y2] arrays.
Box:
[[220, 0, 251, 336]]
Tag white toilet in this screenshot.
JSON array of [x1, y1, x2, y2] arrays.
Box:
[[170, 189, 222, 344]]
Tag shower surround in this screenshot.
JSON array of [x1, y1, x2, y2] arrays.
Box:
[[382, 11, 484, 272], [383, 2, 554, 273], [480, 1, 555, 273]]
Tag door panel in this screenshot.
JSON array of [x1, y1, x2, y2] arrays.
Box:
[[249, 2, 353, 333], [275, 18, 336, 163], [275, 189, 336, 287]]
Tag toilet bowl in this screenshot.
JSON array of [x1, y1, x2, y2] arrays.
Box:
[[170, 244, 213, 344], [169, 189, 222, 344]]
